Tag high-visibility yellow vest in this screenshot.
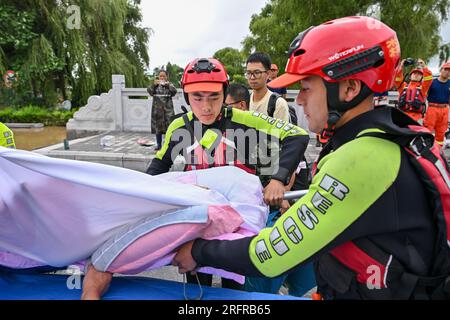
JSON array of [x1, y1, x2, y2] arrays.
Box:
[[0, 122, 16, 148]]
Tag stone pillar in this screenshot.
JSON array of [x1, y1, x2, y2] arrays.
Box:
[[112, 75, 125, 131]]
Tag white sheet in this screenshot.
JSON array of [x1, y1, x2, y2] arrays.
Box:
[[0, 147, 267, 267]]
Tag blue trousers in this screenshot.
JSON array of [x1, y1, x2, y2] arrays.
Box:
[[245, 209, 317, 297], [244, 262, 316, 297]]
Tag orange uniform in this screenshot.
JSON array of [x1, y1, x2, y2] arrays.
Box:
[[395, 67, 432, 122]]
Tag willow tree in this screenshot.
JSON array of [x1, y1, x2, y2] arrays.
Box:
[[243, 0, 449, 70], [0, 0, 151, 107]]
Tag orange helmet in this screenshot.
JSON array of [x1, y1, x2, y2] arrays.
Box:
[[410, 68, 424, 75], [409, 68, 424, 82]]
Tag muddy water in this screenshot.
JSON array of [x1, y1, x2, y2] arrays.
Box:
[[12, 126, 67, 151]]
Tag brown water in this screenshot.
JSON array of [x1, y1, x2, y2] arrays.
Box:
[[12, 126, 67, 151]]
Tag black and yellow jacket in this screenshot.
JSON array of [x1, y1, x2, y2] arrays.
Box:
[[0, 122, 15, 148], [191, 107, 437, 299], [146, 106, 310, 185]]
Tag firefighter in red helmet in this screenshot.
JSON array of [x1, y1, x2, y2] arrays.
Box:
[[173, 16, 449, 300], [395, 63, 433, 123], [81, 57, 310, 299]]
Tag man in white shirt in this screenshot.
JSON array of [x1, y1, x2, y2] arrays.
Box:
[[245, 52, 290, 122]]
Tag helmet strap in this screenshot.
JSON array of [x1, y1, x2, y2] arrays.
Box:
[[320, 110, 341, 141], [320, 79, 372, 139]]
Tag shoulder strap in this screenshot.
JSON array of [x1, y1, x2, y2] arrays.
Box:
[[182, 113, 202, 145], [182, 114, 194, 137], [223, 105, 233, 119], [268, 93, 280, 117], [358, 130, 438, 162]]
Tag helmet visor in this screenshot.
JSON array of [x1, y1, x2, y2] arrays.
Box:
[[267, 73, 308, 88], [184, 82, 223, 93]]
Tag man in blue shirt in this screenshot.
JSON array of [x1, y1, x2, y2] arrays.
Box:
[[423, 62, 450, 146]]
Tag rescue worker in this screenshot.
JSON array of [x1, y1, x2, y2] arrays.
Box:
[[173, 16, 448, 300], [423, 62, 450, 146], [81, 57, 310, 299], [395, 59, 432, 123], [146, 57, 309, 197]]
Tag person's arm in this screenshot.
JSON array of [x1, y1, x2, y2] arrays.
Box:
[[147, 82, 157, 96], [279, 172, 296, 214], [146, 154, 172, 175], [81, 264, 112, 300], [232, 109, 309, 184], [174, 135, 402, 277], [146, 114, 192, 175], [230, 108, 309, 205], [168, 83, 178, 97], [421, 67, 433, 96], [397, 82, 406, 94], [394, 60, 405, 90]]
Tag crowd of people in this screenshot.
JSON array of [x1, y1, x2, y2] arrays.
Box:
[[2, 15, 450, 301]]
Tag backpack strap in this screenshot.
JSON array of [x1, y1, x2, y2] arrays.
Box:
[[223, 105, 233, 120], [182, 113, 195, 138], [358, 130, 438, 164], [267, 93, 280, 117]]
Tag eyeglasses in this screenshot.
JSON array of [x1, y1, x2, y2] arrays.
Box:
[[244, 70, 268, 79]]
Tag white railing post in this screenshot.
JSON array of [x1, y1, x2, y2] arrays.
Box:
[[112, 75, 125, 131]]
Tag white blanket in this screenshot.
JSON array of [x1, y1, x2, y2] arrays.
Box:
[[0, 147, 267, 268]]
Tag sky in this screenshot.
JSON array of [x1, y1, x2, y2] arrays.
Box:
[[140, 1, 450, 74], [140, 0, 267, 72]]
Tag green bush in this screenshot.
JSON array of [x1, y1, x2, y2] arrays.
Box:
[[0, 105, 75, 126]]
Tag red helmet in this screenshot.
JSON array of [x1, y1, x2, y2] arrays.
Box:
[[441, 62, 450, 70], [410, 68, 424, 82], [410, 68, 424, 75], [181, 58, 228, 93], [269, 16, 401, 93]]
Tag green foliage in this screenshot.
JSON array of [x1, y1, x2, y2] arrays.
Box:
[[213, 47, 246, 84], [0, 0, 151, 107], [379, 0, 449, 62], [165, 62, 184, 87], [0, 5, 37, 49], [0, 105, 76, 125], [242, 0, 449, 70]]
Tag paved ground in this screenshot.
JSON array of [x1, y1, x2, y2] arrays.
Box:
[[39, 129, 450, 165], [36, 131, 323, 172]]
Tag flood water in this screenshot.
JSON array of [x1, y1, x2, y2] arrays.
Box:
[[12, 126, 67, 151]]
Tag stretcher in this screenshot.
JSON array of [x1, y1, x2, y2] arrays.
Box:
[[0, 147, 309, 300], [0, 270, 303, 300]]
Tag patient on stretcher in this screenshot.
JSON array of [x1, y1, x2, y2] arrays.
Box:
[[0, 147, 268, 299]]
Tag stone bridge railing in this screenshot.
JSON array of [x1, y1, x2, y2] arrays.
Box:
[[67, 75, 399, 139]]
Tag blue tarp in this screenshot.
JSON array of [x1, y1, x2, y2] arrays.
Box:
[[0, 272, 303, 300]]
